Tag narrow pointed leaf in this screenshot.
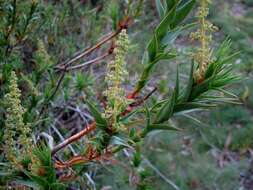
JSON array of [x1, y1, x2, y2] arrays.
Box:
[[165, 0, 178, 12], [171, 0, 196, 28], [110, 136, 132, 148], [162, 23, 195, 46], [156, 0, 165, 18], [85, 100, 107, 129], [155, 5, 176, 41], [144, 104, 151, 126], [182, 61, 194, 102], [155, 70, 179, 123], [120, 109, 139, 123], [174, 102, 216, 113], [175, 67, 179, 99], [148, 123, 182, 131], [189, 77, 214, 100], [147, 32, 159, 61]]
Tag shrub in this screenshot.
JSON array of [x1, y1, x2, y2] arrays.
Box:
[[0, 0, 244, 189]]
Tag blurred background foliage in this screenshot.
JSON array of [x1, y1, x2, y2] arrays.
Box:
[[0, 0, 253, 189]]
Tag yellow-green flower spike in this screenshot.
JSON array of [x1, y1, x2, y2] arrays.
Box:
[[104, 29, 130, 130], [3, 71, 31, 164], [190, 0, 218, 83]]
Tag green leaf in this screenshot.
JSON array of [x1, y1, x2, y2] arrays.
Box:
[[213, 76, 240, 88], [147, 32, 159, 61], [141, 50, 149, 64], [205, 61, 215, 79], [175, 67, 179, 98], [110, 135, 133, 148], [171, 0, 196, 28], [156, 52, 177, 60], [108, 2, 119, 30], [215, 38, 232, 59], [174, 102, 216, 113], [198, 95, 241, 105], [132, 150, 142, 167], [50, 183, 67, 190], [154, 69, 179, 123], [148, 123, 182, 131], [165, 0, 178, 12], [135, 52, 175, 93], [145, 104, 151, 126], [120, 109, 139, 123], [161, 23, 196, 46], [85, 100, 107, 129], [156, 0, 165, 18], [189, 77, 214, 100], [135, 0, 194, 94], [182, 61, 194, 102], [155, 5, 176, 41], [23, 170, 49, 189]]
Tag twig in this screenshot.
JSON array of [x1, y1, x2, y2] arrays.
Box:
[[51, 122, 96, 155], [122, 87, 157, 115], [67, 105, 93, 121], [55, 16, 131, 69], [56, 30, 120, 69], [48, 72, 65, 100], [62, 52, 110, 72], [52, 122, 77, 156]]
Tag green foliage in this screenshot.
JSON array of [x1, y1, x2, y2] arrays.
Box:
[[85, 99, 107, 130], [210, 0, 253, 73], [17, 144, 66, 190], [0, 0, 40, 59], [0, 0, 250, 189], [75, 72, 94, 91], [144, 38, 240, 136], [135, 0, 195, 93]]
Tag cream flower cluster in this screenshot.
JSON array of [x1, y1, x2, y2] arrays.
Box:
[[190, 0, 218, 83], [3, 71, 31, 164], [104, 29, 130, 129]]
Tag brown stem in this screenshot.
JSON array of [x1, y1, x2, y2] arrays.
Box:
[[122, 87, 157, 115], [55, 149, 112, 169], [55, 16, 131, 70], [47, 72, 65, 101], [57, 52, 110, 72], [126, 90, 139, 99], [56, 30, 120, 69], [52, 122, 96, 155]]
